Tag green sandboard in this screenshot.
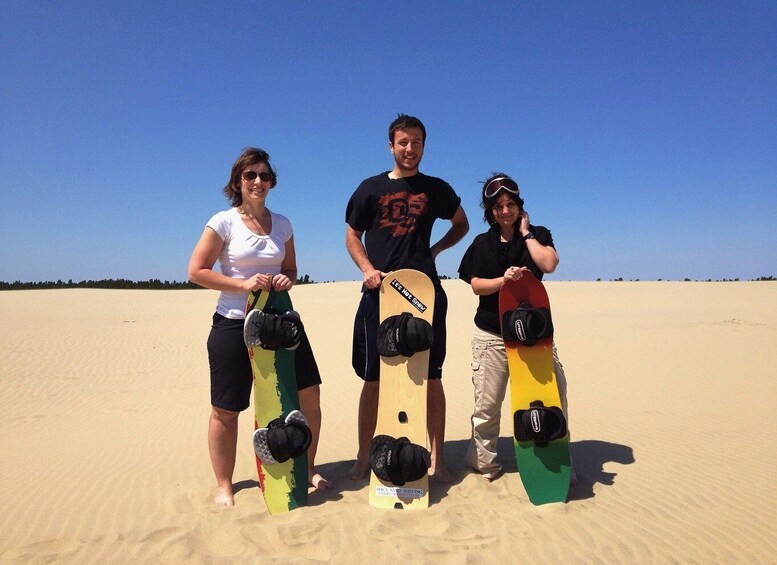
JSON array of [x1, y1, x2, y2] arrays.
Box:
[[499, 273, 570, 505], [246, 290, 307, 514]]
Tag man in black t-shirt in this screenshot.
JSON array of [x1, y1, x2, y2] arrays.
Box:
[[344, 114, 469, 482]]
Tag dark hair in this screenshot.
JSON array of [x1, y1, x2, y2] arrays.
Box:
[[388, 114, 426, 145], [481, 172, 524, 226], [222, 147, 278, 207]]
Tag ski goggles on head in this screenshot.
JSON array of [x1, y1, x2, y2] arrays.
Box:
[[483, 177, 520, 199]]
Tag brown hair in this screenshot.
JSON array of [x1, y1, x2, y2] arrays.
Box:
[[481, 172, 524, 226], [222, 147, 278, 207], [388, 114, 426, 145]]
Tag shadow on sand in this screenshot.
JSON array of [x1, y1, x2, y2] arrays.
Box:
[[305, 458, 472, 508], [232, 461, 364, 508], [237, 438, 634, 508], [567, 439, 635, 501], [439, 436, 635, 503]]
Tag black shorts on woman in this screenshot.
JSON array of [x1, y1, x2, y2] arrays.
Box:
[[207, 313, 322, 412]]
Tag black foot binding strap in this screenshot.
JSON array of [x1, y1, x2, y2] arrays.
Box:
[[502, 302, 553, 346], [369, 435, 431, 486], [244, 309, 304, 350], [253, 410, 312, 464], [377, 312, 434, 357], [514, 401, 567, 447]]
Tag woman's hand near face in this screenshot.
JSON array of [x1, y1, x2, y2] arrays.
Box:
[[518, 210, 531, 237]]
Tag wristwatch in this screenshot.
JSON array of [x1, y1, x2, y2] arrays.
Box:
[[522, 232, 536, 241]]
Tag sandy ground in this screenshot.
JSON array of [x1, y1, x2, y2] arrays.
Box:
[[1, 281, 775, 563]]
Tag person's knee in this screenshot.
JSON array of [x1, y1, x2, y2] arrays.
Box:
[[211, 406, 239, 424], [299, 384, 321, 404], [299, 386, 322, 424]]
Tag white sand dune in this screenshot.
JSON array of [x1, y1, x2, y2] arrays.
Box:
[[1, 281, 775, 563]]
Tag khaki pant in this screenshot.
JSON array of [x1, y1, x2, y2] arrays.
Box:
[[465, 326, 569, 479]]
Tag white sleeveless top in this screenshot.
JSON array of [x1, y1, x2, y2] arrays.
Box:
[[206, 207, 293, 319]]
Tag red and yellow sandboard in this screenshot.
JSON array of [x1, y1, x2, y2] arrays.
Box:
[[246, 290, 307, 515], [369, 269, 433, 509], [500, 273, 570, 505]]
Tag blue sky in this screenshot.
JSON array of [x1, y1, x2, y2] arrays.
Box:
[[1, 1, 775, 282]]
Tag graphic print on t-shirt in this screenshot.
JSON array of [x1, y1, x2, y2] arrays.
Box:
[[377, 191, 429, 237]]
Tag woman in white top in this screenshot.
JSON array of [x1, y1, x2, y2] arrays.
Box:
[[189, 147, 330, 506]]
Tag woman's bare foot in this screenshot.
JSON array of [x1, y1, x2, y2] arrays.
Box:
[[310, 471, 332, 491], [347, 459, 370, 480], [214, 484, 235, 506]]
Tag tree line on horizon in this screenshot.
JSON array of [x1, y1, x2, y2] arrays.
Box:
[[0, 275, 318, 291], [600, 276, 775, 282], [0, 274, 773, 290]]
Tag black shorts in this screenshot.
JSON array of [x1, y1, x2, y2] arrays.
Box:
[[352, 285, 448, 382], [207, 313, 322, 412]]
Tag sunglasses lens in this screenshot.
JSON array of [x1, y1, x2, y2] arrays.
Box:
[[242, 171, 272, 182]]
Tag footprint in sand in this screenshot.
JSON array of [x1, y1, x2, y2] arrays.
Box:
[[6, 414, 46, 426], [137, 526, 194, 562], [139, 526, 185, 545], [720, 318, 766, 327], [1, 538, 84, 563], [167, 488, 214, 515], [277, 521, 325, 548], [190, 524, 246, 558]]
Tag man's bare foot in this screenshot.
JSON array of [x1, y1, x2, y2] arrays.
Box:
[[310, 471, 332, 491], [347, 459, 370, 480], [214, 485, 235, 506], [430, 465, 453, 484]]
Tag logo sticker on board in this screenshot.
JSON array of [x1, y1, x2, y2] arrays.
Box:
[[389, 278, 428, 313]]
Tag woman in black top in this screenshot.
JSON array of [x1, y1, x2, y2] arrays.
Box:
[[458, 173, 571, 481]]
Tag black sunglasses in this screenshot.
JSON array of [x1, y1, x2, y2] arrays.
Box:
[[241, 171, 273, 182]]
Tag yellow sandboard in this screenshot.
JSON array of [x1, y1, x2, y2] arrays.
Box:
[[369, 269, 433, 509], [500, 273, 570, 504], [246, 290, 307, 515]]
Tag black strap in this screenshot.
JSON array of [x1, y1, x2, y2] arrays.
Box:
[[247, 290, 262, 313], [268, 418, 291, 462], [264, 288, 278, 312], [514, 401, 567, 446]]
